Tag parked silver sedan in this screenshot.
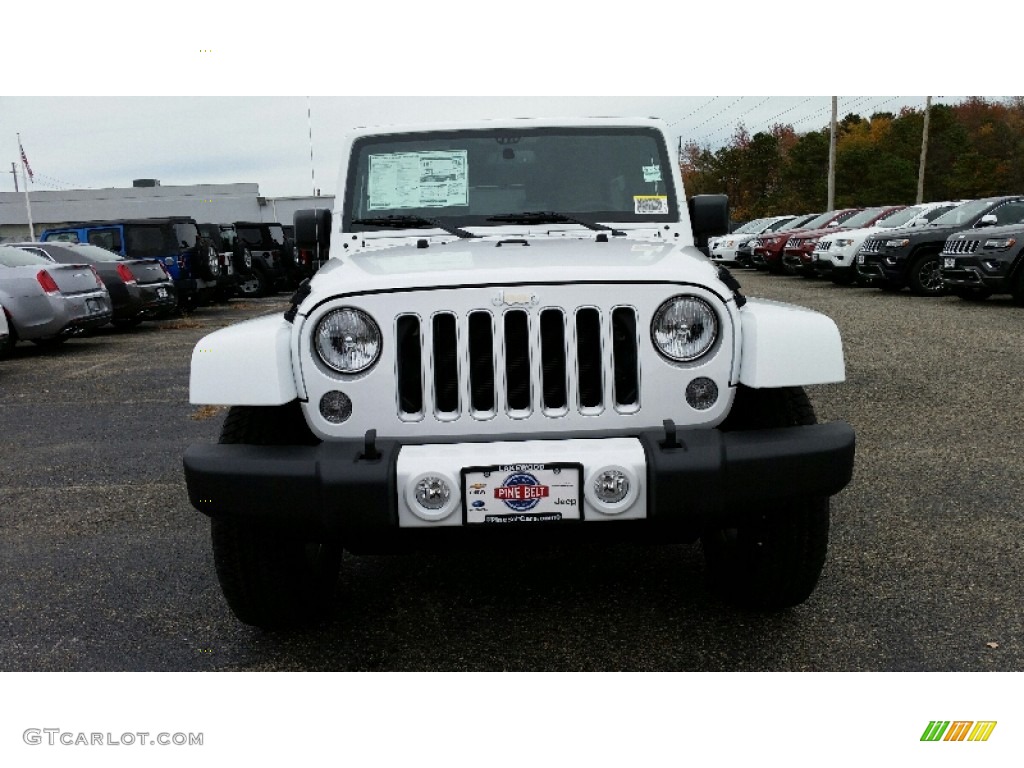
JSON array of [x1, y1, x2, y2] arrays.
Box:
[[0, 244, 113, 355], [10, 241, 177, 328]]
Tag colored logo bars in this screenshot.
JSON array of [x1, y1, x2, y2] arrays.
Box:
[[921, 721, 997, 742]]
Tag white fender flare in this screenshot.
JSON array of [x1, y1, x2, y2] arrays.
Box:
[[190, 314, 297, 405], [737, 298, 846, 388]]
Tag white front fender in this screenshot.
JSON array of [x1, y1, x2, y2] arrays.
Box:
[[738, 298, 846, 388], [190, 313, 297, 405]]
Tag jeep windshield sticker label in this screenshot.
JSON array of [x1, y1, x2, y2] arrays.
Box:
[[642, 164, 662, 183], [367, 151, 468, 210], [634, 195, 669, 215]]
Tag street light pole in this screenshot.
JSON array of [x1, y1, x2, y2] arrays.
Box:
[[916, 96, 932, 204], [827, 96, 837, 210]]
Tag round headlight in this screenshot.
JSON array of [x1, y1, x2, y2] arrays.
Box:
[[651, 296, 719, 362], [315, 308, 381, 374]]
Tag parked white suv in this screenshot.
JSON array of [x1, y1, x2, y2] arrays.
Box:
[[183, 117, 855, 628], [813, 200, 965, 284]]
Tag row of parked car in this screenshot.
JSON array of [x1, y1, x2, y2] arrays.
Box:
[[707, 195, 1024, 304], [0, 215, 330, 355]]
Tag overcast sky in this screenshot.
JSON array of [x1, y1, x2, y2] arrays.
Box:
[[4, 3, 1013, 200], [3, 95, 975, 198]]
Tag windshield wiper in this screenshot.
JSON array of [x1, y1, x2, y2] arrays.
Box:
[[351, 215, 479, 239], [487, 211, 625, 237]]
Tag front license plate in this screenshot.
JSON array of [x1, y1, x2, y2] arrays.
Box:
[[86, 298, 102, 314], [157, 287, 168, 298], [943, 257, 955, 269], [462, 463, 582, 524]]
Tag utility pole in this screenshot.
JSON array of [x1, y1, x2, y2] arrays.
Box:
[[10, 162, 18, 192], [827, 96, 837, 211], [917, 96, 932, 204]]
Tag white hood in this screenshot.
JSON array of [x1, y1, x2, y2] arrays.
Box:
[[300, 234, 724, 309]]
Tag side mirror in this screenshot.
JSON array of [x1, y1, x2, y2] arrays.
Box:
[[978, 214, 998, 228], [294, 208, 332, 250], [688, 195, 730, 244]]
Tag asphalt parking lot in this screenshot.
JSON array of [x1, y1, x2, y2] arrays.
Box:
[[2, 273, 1023, 672]]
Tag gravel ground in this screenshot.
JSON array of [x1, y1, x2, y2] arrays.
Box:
[[1, 273, 1022, 672]]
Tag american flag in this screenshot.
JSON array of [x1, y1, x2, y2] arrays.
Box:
[[18, 136, 34, 182]]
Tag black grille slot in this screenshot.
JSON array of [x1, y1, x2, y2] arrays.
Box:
[[432, 313, 459, 414], [504, 310, 531, 411], [396, 315, 422, 415], [468, 311, 495, 413], [611, 307, 639, 407], [539, 309, 567, 410], [576, 308, 603, 409]]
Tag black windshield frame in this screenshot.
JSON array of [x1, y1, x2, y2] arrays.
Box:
[[343, 126, 679, 233]]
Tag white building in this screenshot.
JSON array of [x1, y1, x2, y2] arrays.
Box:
[[0, 180, 334, 241]]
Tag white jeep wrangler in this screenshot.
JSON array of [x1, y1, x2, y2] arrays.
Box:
[[183, 117, 855, 628]]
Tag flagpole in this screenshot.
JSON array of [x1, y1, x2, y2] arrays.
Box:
[[17, 133, 35, 241]]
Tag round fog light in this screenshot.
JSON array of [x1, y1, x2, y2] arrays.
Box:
[[685, 377, 718, 410], [594, 469, 630, 505], [414, 475, 451, 511], [320, 390, 352, 423]]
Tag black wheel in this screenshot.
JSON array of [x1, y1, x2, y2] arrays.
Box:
[[702, 386, 830, 610], [200, 245, 220, 280], [908, 251, 947, 296], [210, 403, 341, 629]]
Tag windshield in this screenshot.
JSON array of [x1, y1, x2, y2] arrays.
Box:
[[173, 222, 199, 248], [732, 218, 769, 234], [267, 225, 286, 246], [876, 206, 924, 228], [765, 216, 796, 232], [800, 211, 844, 230], [0, 245, 52, 267], [344, 126, 677, 231], [930, 200, 994, 227], [126, 225, 180, 258], [839, 206, 892, 229], [64, 244, 126, 263]]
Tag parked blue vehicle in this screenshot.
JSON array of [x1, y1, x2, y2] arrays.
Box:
[[38, 217, 219, 309]]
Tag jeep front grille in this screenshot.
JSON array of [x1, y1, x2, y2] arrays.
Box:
[[860, 239, 882, 253], [943, 239, 980, 255], [395, 307, 641, 420]]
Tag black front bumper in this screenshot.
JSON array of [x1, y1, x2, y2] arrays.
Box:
[[183, 423, 855, 543]]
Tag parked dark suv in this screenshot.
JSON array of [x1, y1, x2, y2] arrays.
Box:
[[232, 222, 291, 297], [857, 196, 1024, 295], [940, 220, 1024, 303], [39, 217, 218, 309]]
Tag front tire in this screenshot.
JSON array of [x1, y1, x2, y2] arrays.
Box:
[[908, 251, 947, 296], [702, 386, 830, 610], [210, 404, 341, 628]]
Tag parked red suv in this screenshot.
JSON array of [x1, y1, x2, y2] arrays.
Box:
[[783, 206, 905, 277], [752, 212, 840, 274]]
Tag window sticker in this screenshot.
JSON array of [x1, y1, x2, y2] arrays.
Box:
[[368, 151, 469, 210], [634, 195, 669, 215], [642, 164, 662, 183]]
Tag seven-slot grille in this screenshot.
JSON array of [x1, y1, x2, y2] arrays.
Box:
[[394, 307, 641, 420], [860, 239, 883, 253], [815, 241, 833, 251], [943, 239, 980, 255]]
